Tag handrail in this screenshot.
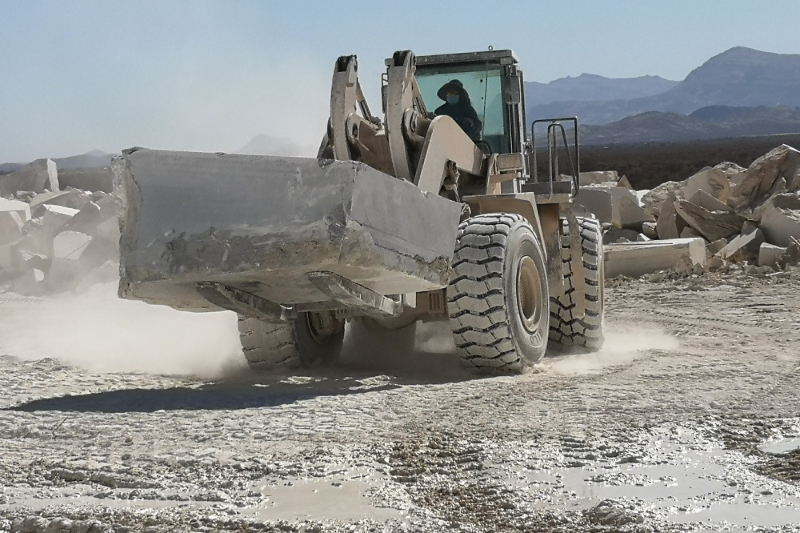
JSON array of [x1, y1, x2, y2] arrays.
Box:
[[530, 117, 580, 198]]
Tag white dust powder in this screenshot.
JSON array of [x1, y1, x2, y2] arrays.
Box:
[[0, 282, 243, 377], [544, 325, 680, 375], [0, 284, 679, 379]]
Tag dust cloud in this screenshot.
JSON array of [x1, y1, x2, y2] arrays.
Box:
[[0, 284, 679, 380], [337, 320, 469, 382], [0, 282, 244, 377], [544, 325, 680, 375]]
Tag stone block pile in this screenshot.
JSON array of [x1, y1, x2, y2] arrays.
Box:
[[572, 144, 800, 278], [0, 159, 118, 295]]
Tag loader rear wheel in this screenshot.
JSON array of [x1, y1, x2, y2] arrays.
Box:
[[548, 216, 605, 352], [447, 213, 550, 373], [238, 311, 344, 371]]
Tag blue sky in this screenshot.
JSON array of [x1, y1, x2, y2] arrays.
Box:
[[1, 0, 799, 162]]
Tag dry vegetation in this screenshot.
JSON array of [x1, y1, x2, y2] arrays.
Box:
[[578, 133, 800, 189]]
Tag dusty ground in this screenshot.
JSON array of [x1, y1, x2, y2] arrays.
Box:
[[1, 275, 800, 533]]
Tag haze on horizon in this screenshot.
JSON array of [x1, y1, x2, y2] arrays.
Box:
[[1, 0, 799, 163]]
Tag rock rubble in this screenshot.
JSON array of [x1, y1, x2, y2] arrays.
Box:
[[0, 160, 119, 296], [576, 144, 800, 279]]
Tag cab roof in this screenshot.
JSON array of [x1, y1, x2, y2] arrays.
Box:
[[385, 49, 519, 68]]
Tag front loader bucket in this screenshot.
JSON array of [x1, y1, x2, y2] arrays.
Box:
[[115, 149, 461, 312]]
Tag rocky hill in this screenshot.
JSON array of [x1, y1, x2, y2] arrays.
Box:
[[580, 105, 800, 144], [529, 47, 800, 126], [579, 112, 724, 144], [524, 73, 677, 106]]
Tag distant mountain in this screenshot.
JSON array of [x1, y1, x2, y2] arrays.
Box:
[[688, 104, 800, 126], [235, 135, 317, 157], [0, 163, 22, 174], [53, 150, 114, 169], [525, 73, 677, 106], [530, 99, 653, 127], [0, 150, 114, 174], [579, 112, 725, 144], [528, 47, 800, 126], [662, 47, 800, 110], [689, 105, 759, 123], [580, 105, 800, 144]]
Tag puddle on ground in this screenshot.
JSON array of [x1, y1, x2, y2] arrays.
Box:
[[510, 427, 800, 528], [243, 465, 404, 522], [759, 437, 800, 454], [561, 454, 800, 528], [1, 463, 406, 523], [0, 488, 221, 512]]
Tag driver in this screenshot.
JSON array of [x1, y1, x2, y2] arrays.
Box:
[[434, 79, 482, 143]]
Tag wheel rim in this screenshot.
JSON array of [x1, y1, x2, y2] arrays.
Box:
[[517, 255, 543, 333], [305, 312, 340, 345]]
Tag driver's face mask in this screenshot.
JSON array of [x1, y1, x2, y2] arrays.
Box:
[[446, 94, 459, 105]]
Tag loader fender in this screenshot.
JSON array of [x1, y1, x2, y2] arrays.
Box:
[[461, 194, 545, 260], [462, 194, 569, 301]]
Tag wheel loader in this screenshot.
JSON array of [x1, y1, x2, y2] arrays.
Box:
[[114, 49, 605, 373]]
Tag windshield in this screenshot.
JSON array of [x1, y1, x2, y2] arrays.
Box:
[[416, 65, 507, 153]]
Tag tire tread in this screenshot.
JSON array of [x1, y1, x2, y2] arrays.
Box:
[[237, 316, 302, 370], [548, 216, 605, 352], [447, 213, 547, 372]]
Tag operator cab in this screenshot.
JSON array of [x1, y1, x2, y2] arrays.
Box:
[[415, 49, 526, 157]]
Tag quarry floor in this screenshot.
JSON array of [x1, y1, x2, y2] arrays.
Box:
[[1, 276, 800, 532]]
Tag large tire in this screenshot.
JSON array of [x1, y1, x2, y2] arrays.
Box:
[[238, 311, 344, 371], [447, 213, 550, 372], [549, 216, 605, 352]]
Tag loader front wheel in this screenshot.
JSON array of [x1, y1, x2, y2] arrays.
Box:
[[447, 213, 550, 373], [548, 216, 605, 352], [238, 311, 344, 371]]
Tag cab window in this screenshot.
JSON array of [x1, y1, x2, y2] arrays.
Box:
[[416, 66, 507, 153]]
